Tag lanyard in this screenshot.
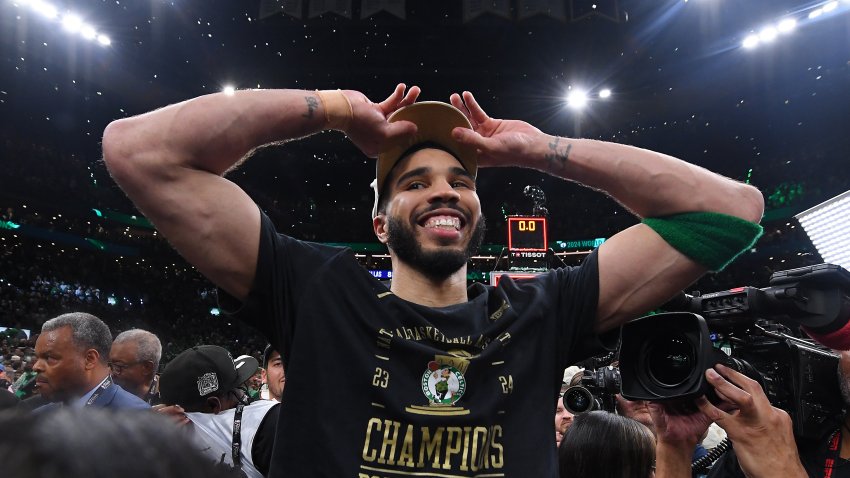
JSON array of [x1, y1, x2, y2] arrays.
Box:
[[85, 376, 112, 407], [231, 403, 245, 468], [144, 375, 160, 405], [823, 428, 843, 478]]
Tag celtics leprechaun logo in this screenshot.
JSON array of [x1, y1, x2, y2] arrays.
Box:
[[422, 360, 466, 405]]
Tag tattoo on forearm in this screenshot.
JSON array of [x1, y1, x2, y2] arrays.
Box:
[[544, 137, 572, 170], [302, 96, 319, 118]]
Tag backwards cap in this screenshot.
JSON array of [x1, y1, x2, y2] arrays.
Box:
[[372, 101, 478, 218], [160, 345, 256, 407]]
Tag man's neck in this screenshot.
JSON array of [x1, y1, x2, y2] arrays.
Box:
[[131, 377, 155, 399], [62, 368, 110, 404], [83, 367, 111, 393], [389, 261, 468, 307]]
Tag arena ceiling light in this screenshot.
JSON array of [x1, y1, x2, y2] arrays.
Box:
[[742, 34, 760, 49], [777, 18, 797, 33], [599, 88, 612, 99], [10, 0, 111, 47], [222, 85, 236, 96], [31, 0, 58, 19], [759, 26, 779, 42], [742, 0, 848, 50], [61, 13, 83, 33], [566, 89, 589, 110], [80, 25, 96, 40], [795, 190, 850, 270]]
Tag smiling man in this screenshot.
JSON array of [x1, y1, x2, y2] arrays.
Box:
[[33, 313, 149, 410], [102, 84, 763, 476]]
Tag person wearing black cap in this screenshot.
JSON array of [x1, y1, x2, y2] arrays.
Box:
[[160, 345, 279, 478], [103, 85, 764, 477]]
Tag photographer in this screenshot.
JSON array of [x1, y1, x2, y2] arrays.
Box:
[[652, 365, 807, 478], [697, 365, 804, 478], [706, 351, 850, 478]]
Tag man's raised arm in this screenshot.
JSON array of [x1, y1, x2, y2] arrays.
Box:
[[449, 91, 764, 332], [102, 85, 419, 300]]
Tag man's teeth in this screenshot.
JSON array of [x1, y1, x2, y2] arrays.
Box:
[[424, 216, 461, 230]]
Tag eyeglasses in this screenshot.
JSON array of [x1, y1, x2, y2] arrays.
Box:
[[107, 361, 141, 374], [230, 388, 249, 406]]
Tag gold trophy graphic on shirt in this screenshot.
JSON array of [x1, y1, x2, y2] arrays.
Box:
[[406, 351, 471, 416]]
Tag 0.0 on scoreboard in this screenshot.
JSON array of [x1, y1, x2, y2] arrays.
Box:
[[507, 216, 548, 252]]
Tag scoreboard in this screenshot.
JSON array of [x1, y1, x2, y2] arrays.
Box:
[[507, 216, 548, 252]]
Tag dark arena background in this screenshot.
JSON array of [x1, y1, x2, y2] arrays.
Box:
[[1, 0, 848, 362]]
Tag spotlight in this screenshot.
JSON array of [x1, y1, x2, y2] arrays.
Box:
[[96, 34, 111, 46], [796, 190, 850, 270], [759, 26, 778, 43], [566, 89, 588, 110], [809, 8, 824, 19], [742, 34, 760, 49], [599, 88, 612, 99], [32, 0, 58, 19], [823, 1, 838, 12], [80, 25, 97, 40], [62, 14, 83, 33], [777, 18, 797, 33], [223, 85, 236, 96]]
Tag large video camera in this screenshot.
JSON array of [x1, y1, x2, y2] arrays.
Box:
[[618, 263, 850, 440], [563, 365, 620, 414]]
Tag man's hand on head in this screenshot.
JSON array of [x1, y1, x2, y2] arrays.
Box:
[[696, 365, 807, 478], [448, 91, 545, 168], [341, 83, 420, 158]]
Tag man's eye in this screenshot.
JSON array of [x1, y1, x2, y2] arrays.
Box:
[[408, 182, 425, 190], [452, 181, 470, 188]]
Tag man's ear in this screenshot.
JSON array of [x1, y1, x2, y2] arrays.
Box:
[[83, 349, 100, 370], [373, 215, 389, 244], [141, 360, 155, 375], [206, 396, 222, 414]]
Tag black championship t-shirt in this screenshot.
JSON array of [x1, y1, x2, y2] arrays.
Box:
[[222, 211, 606, 477]]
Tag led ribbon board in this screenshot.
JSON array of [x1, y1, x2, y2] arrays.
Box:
[[795, 189, 850, 270]]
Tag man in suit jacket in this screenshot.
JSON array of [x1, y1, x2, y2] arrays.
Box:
[[32, 312, 148, 410]]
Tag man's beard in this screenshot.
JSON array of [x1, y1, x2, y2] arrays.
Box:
[[387, 213, 486, 282]]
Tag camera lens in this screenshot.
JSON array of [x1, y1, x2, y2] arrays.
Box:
[[646, 332, 695, 388], [563, 386, 594, 414]]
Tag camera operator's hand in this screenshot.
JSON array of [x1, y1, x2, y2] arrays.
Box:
[[696, 364, 807, 478], [650, 402, 712, 478], [650, 402, 712, 447]]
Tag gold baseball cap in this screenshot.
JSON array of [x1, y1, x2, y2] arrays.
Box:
[[372, 101, 478, 217]]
